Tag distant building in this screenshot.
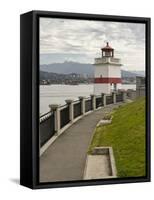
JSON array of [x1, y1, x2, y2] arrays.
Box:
[[93, 42, 122, 94], [41, 80, 50, 85], [126, 76, 145, 100], [136, 76, 145, 97]]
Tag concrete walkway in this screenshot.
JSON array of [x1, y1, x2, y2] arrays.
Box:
[[84, 154, 111, 179], [40, 104, 121, 182]]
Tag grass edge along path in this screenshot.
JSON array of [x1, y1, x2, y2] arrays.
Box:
[[88, 97, 146, 178]]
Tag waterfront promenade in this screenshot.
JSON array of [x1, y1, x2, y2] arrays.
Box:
[[40, 103, 121, 182]]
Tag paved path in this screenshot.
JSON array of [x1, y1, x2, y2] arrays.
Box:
[[40, 104, 121, 182]]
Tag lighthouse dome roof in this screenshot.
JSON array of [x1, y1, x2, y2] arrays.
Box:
[[101, 42, 114, 50]]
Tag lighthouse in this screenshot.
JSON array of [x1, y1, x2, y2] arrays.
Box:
[[94, 42, 122, 94]]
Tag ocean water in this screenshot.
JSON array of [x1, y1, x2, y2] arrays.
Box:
[[40, 84, 136, 115]]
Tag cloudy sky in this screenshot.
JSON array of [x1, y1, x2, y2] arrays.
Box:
[[40, 17, 145, 71]]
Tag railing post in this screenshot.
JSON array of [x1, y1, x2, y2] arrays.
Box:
[[102, 93, 106, 106], [122, 91, 127, 102], [49, 104, 60, 135], [90, 94, 96, 110], [112, 91, 117, 104], [79, 96, 85, 115], [65, 99, 74, 123]]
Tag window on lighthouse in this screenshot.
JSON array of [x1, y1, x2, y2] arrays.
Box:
[[105, 51, 111, 57]]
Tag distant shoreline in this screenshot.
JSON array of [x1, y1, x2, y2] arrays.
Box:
[[39, 83, 136, 86], [39, 84, 136, 115]]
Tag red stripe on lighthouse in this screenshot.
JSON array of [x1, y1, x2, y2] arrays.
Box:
[[94, 77, 122, 84]]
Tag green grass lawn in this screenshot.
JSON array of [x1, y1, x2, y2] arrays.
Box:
[[88, 97, 146, 178]]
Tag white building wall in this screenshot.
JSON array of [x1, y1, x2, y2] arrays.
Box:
[[109, 65, 121, 77], [94, 63, 122, 95], [94, 65, 109, 77], [94, 64, 121, 78]]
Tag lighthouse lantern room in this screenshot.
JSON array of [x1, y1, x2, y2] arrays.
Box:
[[94, 42, 122, 94]]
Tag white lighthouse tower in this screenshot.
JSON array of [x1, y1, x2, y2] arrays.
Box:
[[94, 42, 122, 94]]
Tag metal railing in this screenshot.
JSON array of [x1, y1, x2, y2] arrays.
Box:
[[39, 91, 125, 148], [94, 57, 121, 65], [60, 105, 70, 128], [106, 95, 114, 105], [94, 57, 107, 64], [96, 96, 103, 108], [73, 101, 82, 118], [110, 57, 121, 63], [85, 98, 92, 112], [116, 93, 123, 102], [40, 112, 55, 147]]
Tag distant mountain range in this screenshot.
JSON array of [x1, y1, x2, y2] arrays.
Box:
[[121, 70, 145, 78], [40, 61, 145, 78]]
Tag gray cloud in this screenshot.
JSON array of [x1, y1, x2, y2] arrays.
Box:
[[40, 18, 145, 71]]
